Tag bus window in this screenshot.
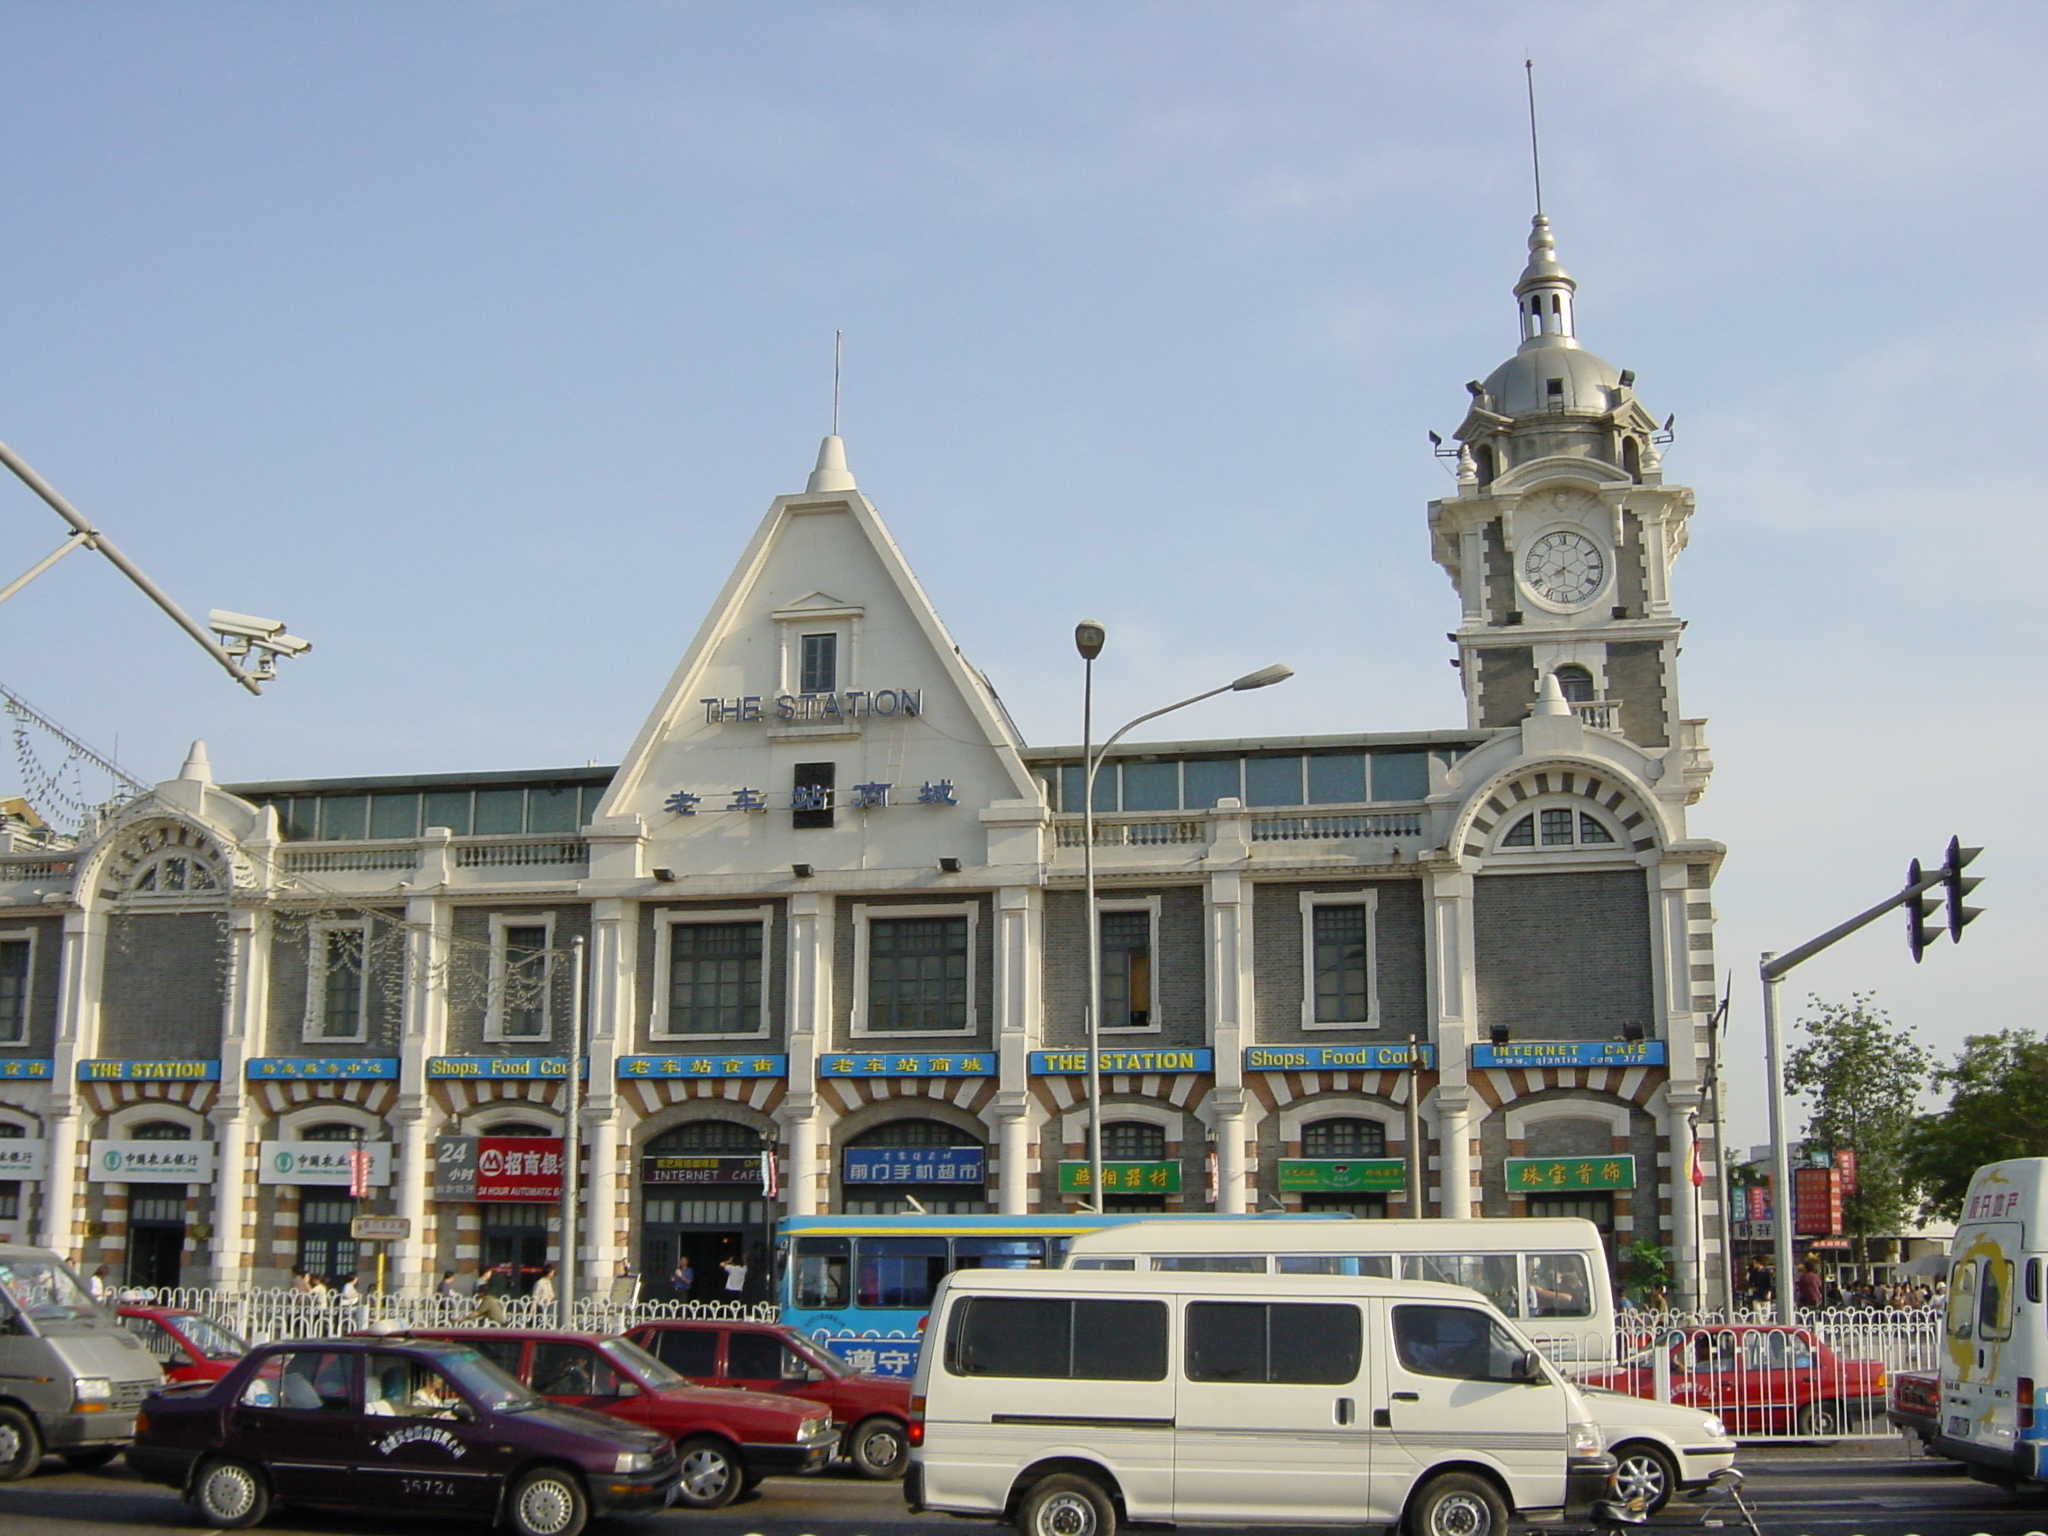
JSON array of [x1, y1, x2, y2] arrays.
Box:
[[1276, 1255, 1395, 1277], [793, 1237, 850, 1309], [1947, 1260, 1978, 1342], [1526, 1253, 1593, 1318], [1069, 1257, 1136, 1271], [857, 1237, 949, 1308], [1404, 1254, 1521, 1315], [955, 1238, 1046, 1271], [1980, 1257, 2014, 1342], [1153, 1255, 1267, 1273]]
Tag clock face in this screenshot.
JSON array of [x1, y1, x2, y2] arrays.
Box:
[[1523, 530, 1606, 607]]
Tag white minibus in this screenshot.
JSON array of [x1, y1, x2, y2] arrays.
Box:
[[908, 1267, 1616, 1536], [1935, 1157, 2048, 1483]]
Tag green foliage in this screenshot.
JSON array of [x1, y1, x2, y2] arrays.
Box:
[[1619, 1238, 1670, 1299], [1905, 1029, 2048, 1219], [1784, 994, 1933, 1254]]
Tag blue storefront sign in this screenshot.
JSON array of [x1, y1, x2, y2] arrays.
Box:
[[1241, 1044, 1437, 1072], [1470, 1041, 1665, 1069], [77, 1059, 221, 1082], [426, 1057, 585, 1080], [1028, 1049, 1214, 1075], [617, 1055, 787, 1079], [820, 1052, 994, 1078], [0, 1059, 52, 1080], [842, 1146, 986, 1185], [248, 1057, 400, 1080]]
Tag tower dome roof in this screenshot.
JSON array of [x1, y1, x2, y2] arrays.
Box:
[[1480, 342, 1624, 418]]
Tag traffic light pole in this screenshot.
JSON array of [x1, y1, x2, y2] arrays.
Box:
[[1757, 847, 1977, 1322]]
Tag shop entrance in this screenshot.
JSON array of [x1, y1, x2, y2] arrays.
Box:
[[126, 1192, 187, 1289], [640, 1120, 770, 1303], [481, 1203, 552, 1296], [840, 1118, 987, 1215], [299, 1196, 361, 1286]]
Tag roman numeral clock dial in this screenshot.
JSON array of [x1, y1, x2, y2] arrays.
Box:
[[1522, 530, 1605, 607]]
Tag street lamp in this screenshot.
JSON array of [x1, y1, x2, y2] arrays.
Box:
[[1075, 621, 1292, 1213]]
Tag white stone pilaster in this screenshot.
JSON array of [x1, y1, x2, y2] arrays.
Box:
[[391, 893, 447, 1291], [1423, 863, 1477, 1216], [993, 885, 1038, 1214], [581, 898, 631, 1294], [1205, 868, 1252, 1214], [207, 907, 267, 1286], [783, 892, 831, 1215]]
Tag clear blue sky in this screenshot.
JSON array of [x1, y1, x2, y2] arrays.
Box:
[[1, 2, 2038, 1155]]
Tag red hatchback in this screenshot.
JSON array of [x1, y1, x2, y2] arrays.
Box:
[[405, 1328, 834, 1508], [628, 1319, 914, 1480], [1583, 1324, 1888, 1437], [118, 1307, 249, 1385]]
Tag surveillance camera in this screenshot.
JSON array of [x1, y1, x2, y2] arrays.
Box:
[[252, 631, 312, 658], [207, 609, 286, 640]]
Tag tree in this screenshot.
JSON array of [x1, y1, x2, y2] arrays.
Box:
[[1784, 994, 1933, 1263], [1905, 1030, 2048, 1219]]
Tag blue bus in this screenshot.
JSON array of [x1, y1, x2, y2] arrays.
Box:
[[775, 1212, 1329, 1377]]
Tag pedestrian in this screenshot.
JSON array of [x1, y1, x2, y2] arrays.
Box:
[[437, 1270, 461, 1300], [468, 1273, 508, 1325], [671, 1257, 694, 1299], [720, 1251, 747, 1297], [339, 1272, 361, 1306], [290, 1267, 313, 1296], [87, 1264, 109, 1301], [531, 1264, 557, 1311]]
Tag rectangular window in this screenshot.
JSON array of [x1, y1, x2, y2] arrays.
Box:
[[526, 786, 580, 835], [1099, 910, 1152, 1030], [1306, 754, 1367, 805], [1391, 1304, 1528, 1383], [855, 1237, 949, 1309], [1058, 763, 1117, 814], [1181, 758, 1240, 809], [474, 788, 525, 836], [945, 1296, 1168, 1381], [241, 1350, 355, 1411], [318, 795, 368, 841], [1402, 1254, 1522, 1316], [317, 928, 366, 1040], [1119, 761, 1179, 812], [792, 1237, 850, 1309], [423, 789, 473, 836], [663, 922, 763, 1037], [1185, 1301, 1361, 1385], [1370, 752, 1429, 802], [490, 920, 552, 1040], [368, 793, 419, 840], [1244, 755, 1304, 807], [865, 915, 969, 1033], [1311, 906, 1369, 1024], [0, 936, 29, 1045], [800, 633, 838, 694], [1540, 808, 1575, 845], [1980, 1257, 2015, 1343], [793, 761, 835, 830]]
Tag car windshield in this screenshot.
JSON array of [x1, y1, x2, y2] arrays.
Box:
[[431, 1347, 541, 1412], [0, 1256, 102, 1323], [171, 1313, 249, 1359], [599, 1337, 684, 1390]]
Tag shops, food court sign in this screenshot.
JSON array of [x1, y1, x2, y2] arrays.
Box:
[[842, 1147, 984, 1185]]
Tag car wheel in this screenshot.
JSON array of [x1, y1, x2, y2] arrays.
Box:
[[191, 1457, 270, 1529], [1406, 1470, 1509, 1536], [1018, 1472, 1117, 1536], [673, 1435, 742, 1510], [1611, 1441, 1679, 1515], [507, 1467, 588, 1536], [62, 1447, 123, 1473], [1798, 1398, 1845, 1437], [847, 1416, 909, 1480], [0, 1407, 41, 1482]]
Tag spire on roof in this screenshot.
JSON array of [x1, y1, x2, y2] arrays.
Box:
[[1514, 214, 1578, 347], [805, 434, 857, 495], [178, 740, 213, 784]]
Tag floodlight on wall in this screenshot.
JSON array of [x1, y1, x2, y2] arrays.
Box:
[[651, 868, 677, 883], [1489, 1024, 1511, 1045], [938, 857, 962, 874], [1622, 1021, 1646, 1042], [791, 863, 814, 879]]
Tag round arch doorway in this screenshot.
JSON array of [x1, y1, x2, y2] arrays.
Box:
[[640, 1120, 770, 1304]]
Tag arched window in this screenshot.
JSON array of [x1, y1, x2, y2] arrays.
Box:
[[646, 1120, 761, 1156], [1475, 444, 1496, 486], [1553, 665, 1595, 703], [131, 1120, 193, 1140], [849, 1119, 975, 1149], [1622, 437, 1642, 483], [1500, 809, 1618, 849], [487, 1122, 552, 1137], [1302, 1118, 1387, 1159], [1101, 1122, 1165, 1161], [301, 1122, 365, 1142]]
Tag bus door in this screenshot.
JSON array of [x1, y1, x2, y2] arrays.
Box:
[[1946, 1227, 2019, 1456]]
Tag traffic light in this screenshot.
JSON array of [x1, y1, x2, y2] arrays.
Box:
[[1944, 836, 1984, 942], [1907, 857, 1942, 963]]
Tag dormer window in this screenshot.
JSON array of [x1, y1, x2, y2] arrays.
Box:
[[800, 633, 838, 694], [1500, 810, 1618, 849], [1546, 377, 1564, 400], [1553, 665, 1595, 703]]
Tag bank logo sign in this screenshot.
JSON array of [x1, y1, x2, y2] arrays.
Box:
[[89, 1140, 216, 1183], [0, 1140, 48, 1178], [258, 1141, 392, 1187]]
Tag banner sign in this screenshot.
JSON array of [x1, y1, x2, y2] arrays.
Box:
[[642, 1156, 764, 1188], [1029, 1049, 1213, 1075], [0, 1140, 48, 1179], [1793, 1166, 1843, 1236], [249, 1058, 399, 1080], [1058, 1160, 1182, 1195], [258, 1141, 393, 1187], [78, 1059, 219, 1082], [1243, 1044, 1436, 1072], [618, 1054, 786, 1080], [89, 1140, 215, 1183], [427, 1057, 582, 1080], [820, 1052, 994, 1078], [1277, 1157, 1406, 1193], [1470, 1041, 1665, 1069], [350, 1215, 411, 1241], [0, 1060, 52, 1080], [842, 1146, 984, 1185], [1505, 1155, 1637, 1192], [476, 1137, 566, 1201], [434, 1136, 477, 1200]]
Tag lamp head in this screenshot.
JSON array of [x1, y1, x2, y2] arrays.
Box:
[[1230, 663, 1294, 691], [1074, 620, 1106, 661]]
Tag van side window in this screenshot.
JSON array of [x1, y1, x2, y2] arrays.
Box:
[[1391, 1305, 1527, 1383], [1948, 1261, 1979, 1342], [1185, 1302, 1362, 1385], [1069, 1258, 1136, 1271], [1980, 1258, 2014, 1342], [1276, 1255, 1395, 1277], [1403, 1254, 1522, 1316], [1154, 1256, 1267, 1273], [945, 1297, 1168, 1381]]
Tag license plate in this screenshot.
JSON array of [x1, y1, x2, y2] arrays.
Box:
[[1949, 1415, 1973, 1438]]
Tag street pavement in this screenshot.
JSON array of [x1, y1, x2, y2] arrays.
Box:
[[4, 1440, 2048, 1536]]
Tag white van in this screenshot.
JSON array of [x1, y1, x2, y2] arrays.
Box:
[[1935, 1157, 2048, 1483], [907, 1267, 1616, 1536]]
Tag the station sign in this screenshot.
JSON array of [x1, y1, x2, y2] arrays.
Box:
[[1029, 1049, 1213, 1075], [78, 1059, 220, 1082]]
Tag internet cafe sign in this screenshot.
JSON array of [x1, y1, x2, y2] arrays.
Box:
[[88, 1140, 215, 1183], [257, 1142, 393, 1187]]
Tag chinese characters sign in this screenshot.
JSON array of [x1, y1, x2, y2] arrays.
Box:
[[78, 1059, 220, 1081], [1469, 1041, 1665, 1069], [618, 1055, 786, 1079], [88, 1140, 216, 1183], [0, 1140, 47, 1178], [1793, 1166, 1843, 1236], [1504, 1155, 1636, 1192], [1058, 1160, 1182, 1195], [248, 1057, 399, 1080], [0, 1060, 51, 1080], [476, 1137, 565, 1201], [820, 1053, 993, 1078], [642, 1156, 764, 1188], [663, 779, 955, 815], [1277, 1158, 1406, 1193], [1029, 1049, 1214, 1075], [842, 1146, 984, 1185], [257, 1142, 393, 1187], [1243, 1045, 1436, 1072]]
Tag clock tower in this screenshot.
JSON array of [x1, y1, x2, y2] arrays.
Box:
[[1429, 214, 1695, 750]]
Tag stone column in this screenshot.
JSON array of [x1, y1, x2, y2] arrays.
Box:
[[783, 892, 831, 1215], [1662, 1086, 1704, 1308], [1205, 857, 1253, 1215], [1423, 862, 1477, 1216], [391, 889, 447, 1292], [581, 898, 631, 1295], [207, 906, 268, 1286], [992, 885, 1039, 1214], [40, 904, 102, 1259]]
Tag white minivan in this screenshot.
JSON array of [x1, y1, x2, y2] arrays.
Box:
[[1935, 1156, 2048, 1483], [908, 1267, 1617, 1536]]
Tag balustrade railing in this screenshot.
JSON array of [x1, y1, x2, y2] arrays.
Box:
[[1249, 812, 1423, 842], [455, 840, 589, 868]]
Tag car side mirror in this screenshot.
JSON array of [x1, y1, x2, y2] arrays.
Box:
[[1516, 1350, 1545, 1383], [618, 1381, 641, 1397], [804, 1366, 827, 1382]]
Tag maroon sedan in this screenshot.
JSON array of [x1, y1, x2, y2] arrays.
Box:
[[118, 1307, 248, 1385], [407, 1328, 834, 1508], [628, 1319, 913, 1479]]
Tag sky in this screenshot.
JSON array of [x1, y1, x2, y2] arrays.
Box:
[[0, 2, 2039, 1158]]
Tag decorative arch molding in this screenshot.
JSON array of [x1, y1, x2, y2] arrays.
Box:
[[1246, 1068, 1420, 1116], [106, 1101, 208, 1139], [275, 1102, 386, 1140], [1055, 1098, 1190, 1147], [628, 1101, 775, 1151], [1504, 1096, 1631, 1143], [253, 1079, 397, 1123], [463, 1105, 564, 1136], [1472, 1067, 1659, 1114], [81, 1079, 217, 1122], [429, 1077, 568, 1120], [1029, 1071, 1211, 1122], [1454, 759, 1668, 861], [0, 1106, 42, 1137], [616, 1075, 785, 1123], [825, 1096, 993, 1147], [820, 1075, 998, 1123], [80, 812, 246, 902], [1276, 1095, 1406, 1147]]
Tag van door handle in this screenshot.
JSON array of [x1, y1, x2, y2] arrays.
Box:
[[1392, 1391, 1419, 1402], [1335, 1398, 1354, 1425], [1371, 1408, 1391, 1428]]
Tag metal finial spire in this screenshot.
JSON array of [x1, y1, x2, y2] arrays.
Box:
[[1524, 58, 1544, 217], [832, 329, 842, 437]]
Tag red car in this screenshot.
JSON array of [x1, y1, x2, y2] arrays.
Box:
[[118, 1307, 249, 1385], [627, 1319, 914, 1480], [1584, 1324, 1887, 1436], [405, 1328, 834, 1509]]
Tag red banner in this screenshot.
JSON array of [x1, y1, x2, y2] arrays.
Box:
[[1793, 1166, 1843, 1236], [476, 1137, 565, 1201], [1833, 1148, 1858, 1198], [1746, 1182, 1770, 1222]]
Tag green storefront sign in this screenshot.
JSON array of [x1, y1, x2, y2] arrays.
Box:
[[1277, 1158, 1407, 1193], [1058, 1160, 1182, 1195], [1505, 1155, 1636, 1192]]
